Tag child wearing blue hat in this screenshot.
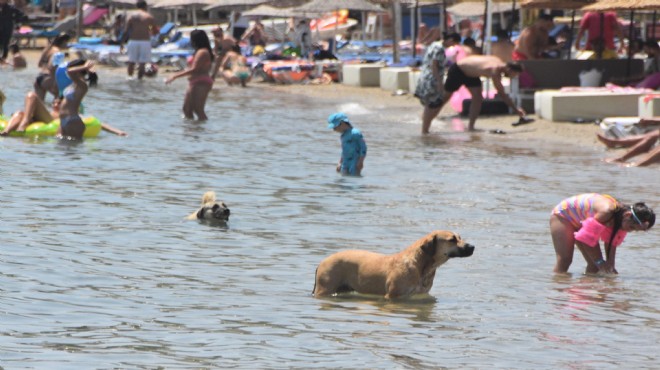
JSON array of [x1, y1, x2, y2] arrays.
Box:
[[327, 112, 367, 176]]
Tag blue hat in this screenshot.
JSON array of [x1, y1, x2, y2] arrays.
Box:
[[327, 112, 350, 129]]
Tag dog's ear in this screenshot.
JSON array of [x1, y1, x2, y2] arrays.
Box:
[[421, 235, 437, 256], [196, 208, 205, 219]]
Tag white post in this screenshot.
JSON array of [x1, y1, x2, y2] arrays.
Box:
[[484, 0, 493, 95]]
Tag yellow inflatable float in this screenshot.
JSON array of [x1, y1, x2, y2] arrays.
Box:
[[0, 116, 102, 138]]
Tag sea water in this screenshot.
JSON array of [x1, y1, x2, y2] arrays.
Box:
[[1, 65, 659, 368]]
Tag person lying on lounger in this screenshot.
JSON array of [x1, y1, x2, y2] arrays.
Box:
[[598, 117, 660, 167]]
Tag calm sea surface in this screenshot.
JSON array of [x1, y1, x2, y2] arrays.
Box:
[[1, 64, 659, 369]]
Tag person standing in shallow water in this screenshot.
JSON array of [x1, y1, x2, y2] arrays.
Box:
[[427, 55, 526, 132], [415, 33, 461, 135], [120, 0, 158, 80], [165, 29, 214, 121], [58, 59, 96, 139], [327, 112, 367, 176], [550, 193, 655, 275]]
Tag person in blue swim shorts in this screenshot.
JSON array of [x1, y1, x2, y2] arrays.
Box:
[[327, 112, 367, 176]]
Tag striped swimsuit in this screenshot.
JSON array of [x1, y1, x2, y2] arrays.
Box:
[[552, 193, 617, 229]]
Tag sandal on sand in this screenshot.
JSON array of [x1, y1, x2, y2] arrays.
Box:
[[512, 117, 535, 126]]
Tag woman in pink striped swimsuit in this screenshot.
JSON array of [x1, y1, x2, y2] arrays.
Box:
[[550, 193, 654, 274]]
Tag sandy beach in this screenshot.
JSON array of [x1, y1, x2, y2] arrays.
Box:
[[11, 48, 605, 150], [266, 81, 605, 149]]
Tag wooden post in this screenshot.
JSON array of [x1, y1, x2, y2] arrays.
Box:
[[392, 0, 402, 64], [75, 0, 83, 40]]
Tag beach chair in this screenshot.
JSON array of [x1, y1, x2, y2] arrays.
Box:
[[156, 22, 177, 44], [13, 15, 76, 48]]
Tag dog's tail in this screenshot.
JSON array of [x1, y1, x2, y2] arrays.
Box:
[[201, 191, 216, 205]]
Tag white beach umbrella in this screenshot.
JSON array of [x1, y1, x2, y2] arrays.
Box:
[[203, 0, 270, 12], [153, 0, 216, 7], [294, 0, 385, 13], [152, 0, 217, 25], [242, 4, 300, 18]]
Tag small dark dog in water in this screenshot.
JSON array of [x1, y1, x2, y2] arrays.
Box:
[[187, 191, 230, 222]]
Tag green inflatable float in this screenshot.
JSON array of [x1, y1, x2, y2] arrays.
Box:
[[0, 116, 102, 137]]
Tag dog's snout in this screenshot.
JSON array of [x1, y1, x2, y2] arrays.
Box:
[[463, 244, 475, 256], [224, 208, 230, 216]]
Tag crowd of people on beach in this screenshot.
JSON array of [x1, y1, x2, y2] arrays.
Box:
[[413, 10, 660, 166]]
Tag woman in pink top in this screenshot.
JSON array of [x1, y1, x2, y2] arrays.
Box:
[[550, 193, 654, 274], [165, 29, 214, 121]]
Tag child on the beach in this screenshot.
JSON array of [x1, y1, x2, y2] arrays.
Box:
[[327, 112, 367, 176], [550, 193, 654, 275]]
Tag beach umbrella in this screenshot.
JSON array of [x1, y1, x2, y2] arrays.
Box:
[[203, 0, 270, 12], [519, 0, 595, 8], [292, 0, 386, 53], [106, 0, 139, 5], [582, 0, 660, 11], [153, 0, 216, 25], [154, 0, 216, 7], [294, 0, 385, 13], [242, 4, 300, 18], [241, 4, 302, 42]]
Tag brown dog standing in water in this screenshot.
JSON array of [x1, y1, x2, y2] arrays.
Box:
[[313, 230, 475, 299]]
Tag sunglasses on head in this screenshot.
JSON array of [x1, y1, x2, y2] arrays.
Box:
[[630, 206, 646, 228]]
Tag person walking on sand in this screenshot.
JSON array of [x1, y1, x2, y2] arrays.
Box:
[[120, 0, 158, 80], [550, 193, 654, 275], [327, 112, 367, 176], [423, 54, 526, 133], [165, 30, 214, 121]]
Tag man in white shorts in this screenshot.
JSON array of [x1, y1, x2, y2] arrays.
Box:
[[120, 0, 157, 80]]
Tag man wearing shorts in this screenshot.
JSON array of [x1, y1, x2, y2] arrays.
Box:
[[120, 0, 157, 80], [442, 55, 526, 131]]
